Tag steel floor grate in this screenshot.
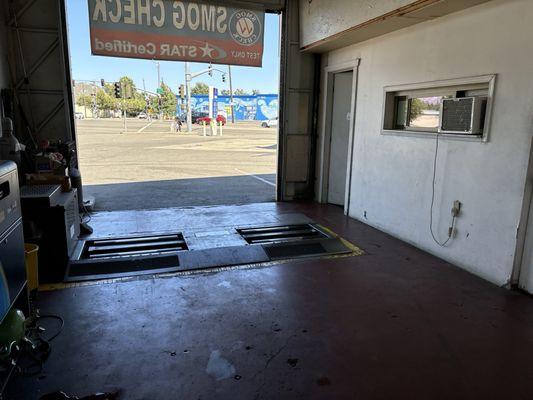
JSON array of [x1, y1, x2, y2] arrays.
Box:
[[65, 224, 358, 282], [81, 233, 188, 260], [236, 224, 329, 245], [237, 223, 352, 260]]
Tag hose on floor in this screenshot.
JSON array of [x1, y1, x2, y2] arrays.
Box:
[[0, 308, 64, 398]]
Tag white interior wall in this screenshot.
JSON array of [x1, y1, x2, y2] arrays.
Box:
[[316, 0, 533, 286]]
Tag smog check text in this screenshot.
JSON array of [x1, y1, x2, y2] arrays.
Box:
[[94, 38, 260, 61]]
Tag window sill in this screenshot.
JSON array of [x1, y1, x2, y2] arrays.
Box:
[[381, 129, 488, 142]]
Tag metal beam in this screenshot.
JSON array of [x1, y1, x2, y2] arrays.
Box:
[[15, 38, 60, 89], [10, 26, 58, 34], [7, 0, 38, 26], [17, 89, 63, 95], [36, 98, 64, 132]]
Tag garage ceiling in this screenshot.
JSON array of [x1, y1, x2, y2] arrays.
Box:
[[300, 0, 493, 52]]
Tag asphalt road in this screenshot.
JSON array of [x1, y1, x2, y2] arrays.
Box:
[[75, 118, 278, 211]]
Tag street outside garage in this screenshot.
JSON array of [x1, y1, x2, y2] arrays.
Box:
[[76, 118, 277, 211]]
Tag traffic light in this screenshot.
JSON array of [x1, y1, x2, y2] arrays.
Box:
[[179, 85, 185, 99], [100, 78, 105, 87], [222, 74, 226, 83], [113, 82, 121, 98]]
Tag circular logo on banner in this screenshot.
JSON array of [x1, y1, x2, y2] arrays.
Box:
[[229, 10, 262, 46]]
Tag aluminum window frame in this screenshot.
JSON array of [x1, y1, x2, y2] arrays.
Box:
[[381, 75, 496, 142]]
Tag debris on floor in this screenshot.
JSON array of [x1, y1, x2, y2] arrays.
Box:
[[206, 350, 236, 381], [40, 390, 120, 400]]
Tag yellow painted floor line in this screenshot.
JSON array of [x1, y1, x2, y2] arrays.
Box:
[[39, 224, 364, 292], [317, 224, 364, 256]]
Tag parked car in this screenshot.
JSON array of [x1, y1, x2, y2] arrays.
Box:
[[192, 112, 209, 124], [74, 112, 84, 119], [138, 112, 148, 119], [179, 112, 210, 124], [261, 117, 278, 128]]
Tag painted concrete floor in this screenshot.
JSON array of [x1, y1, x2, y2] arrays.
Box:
[[83, 202, 314, 243], [7, 203, 533, 399]]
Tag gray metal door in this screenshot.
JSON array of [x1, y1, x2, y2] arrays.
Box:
[[327, 71, 353, 206]]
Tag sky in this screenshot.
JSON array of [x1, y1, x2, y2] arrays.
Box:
[[65, 1, 281, 94]]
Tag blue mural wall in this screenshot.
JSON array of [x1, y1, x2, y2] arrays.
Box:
[[180, 94, 278, 121]]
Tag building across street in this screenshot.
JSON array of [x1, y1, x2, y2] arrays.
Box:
[[184, 93, 278, 121]]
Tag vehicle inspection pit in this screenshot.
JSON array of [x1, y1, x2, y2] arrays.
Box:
[[66, 215, 359, 282]]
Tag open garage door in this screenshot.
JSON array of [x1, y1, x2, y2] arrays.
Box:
[[6, 0, 318, 204], [4, 0, 76, 147], [277, 0, 317, 201]]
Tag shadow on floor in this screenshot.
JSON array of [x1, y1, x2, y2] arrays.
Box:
[[84, 174, 276, 211], [7, 203, 533, 399]]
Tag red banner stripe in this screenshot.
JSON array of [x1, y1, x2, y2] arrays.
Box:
[[90, 27, 263, 67]]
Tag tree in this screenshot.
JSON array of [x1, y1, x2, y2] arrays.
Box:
[[124, 96, 146, 115], [96, 90, 116, 112], [100, 77, 147, 116], [158, 83, 177, 117], [146, 96, 159, 114], [103, 82, 117, 97], [191, 82, 209, 95], [119, 76, 136, 98], [234, 88, 249, 95], [76, 94, 93, 108], [252, 89, 260, 95], [220, 89, 231, 95], [409, 98, 424, 123]]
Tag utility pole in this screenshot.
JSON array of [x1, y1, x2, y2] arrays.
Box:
[[155, 61, 161, 88], [121, 82, 127, 133], [228, 65, 235, 124], [92, 82, 97, 118], [81, 84, 87, 118], [185, 63, 226, 133], [185, 62, 192, 132]]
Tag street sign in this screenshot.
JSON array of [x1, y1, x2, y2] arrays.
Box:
[[88, 1, 265, 67], [156, 88, 164, 94]]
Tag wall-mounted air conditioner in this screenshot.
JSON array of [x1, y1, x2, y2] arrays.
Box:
[[439, 96, 487, 135]]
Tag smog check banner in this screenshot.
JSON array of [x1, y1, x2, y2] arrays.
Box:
[[88, 1, 265, 67]]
